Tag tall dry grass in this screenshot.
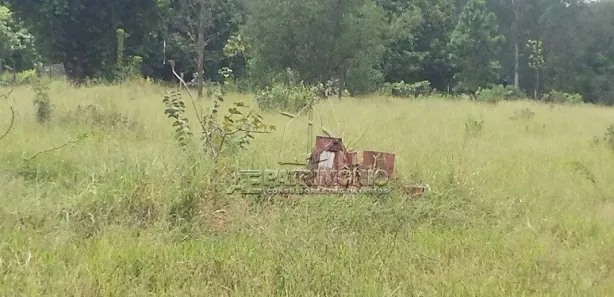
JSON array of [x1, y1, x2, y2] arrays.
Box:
[[1, 79, 614, 296]]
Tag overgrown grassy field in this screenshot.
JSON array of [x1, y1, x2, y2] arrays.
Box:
[[1, 80, 614, 296]]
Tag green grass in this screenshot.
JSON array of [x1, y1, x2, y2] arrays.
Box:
[[1, 79, 614, 296]]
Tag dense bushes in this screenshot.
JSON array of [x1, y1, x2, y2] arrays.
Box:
[[254, 82, 319, 112], [475, 84, 526, 103], [474, 85, 583, 105], [251, 78, 585, 110], [0, 69, 37, 85], [380, 80, 433, 98], [542, 90, 583, 104]]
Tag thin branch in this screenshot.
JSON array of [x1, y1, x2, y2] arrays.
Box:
[[170, 62, 195, 98], [204, 28, 231, 45], [173, 0, 226, 43], [225, 129, 270, 136], [215, 126, 272, 159], [24, 134, 89, 161], [215, 134, 228, 158], [0, 84, 16, 142], [0, 106, 15, 142], [0, 87, 14, 100], [170, 62, 209, 136], [169, 27, 230, 61]]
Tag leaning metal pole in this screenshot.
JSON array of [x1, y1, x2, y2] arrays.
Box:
[[307, 98, 314, 166]]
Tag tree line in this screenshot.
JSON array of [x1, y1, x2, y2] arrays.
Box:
[[0, 0, 613, 104]]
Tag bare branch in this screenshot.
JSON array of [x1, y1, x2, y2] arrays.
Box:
[[0, 87, 14, 100], [0, 106, 15, 142], [24, 134, 90, 161], [174, 0, 219, 37], [169, 61, 209, 134], [204, 28, 231, 45], [0, 83, 16, 142]]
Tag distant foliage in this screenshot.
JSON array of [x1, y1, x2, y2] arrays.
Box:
[[222, 34, 251, 93], [316, 79, 335, 97], [244, 0, 385, 92], [476, 84, 526, 103], [447, 0, 504, 93], [38, 64, 66, 78], [31, 75, 51, 124], [16, 69, 36, 83], [542, 90, 583, 105], [344, 56, 386, 96], [475, 87, 501, 104], [114, 28, 143, 82], [0, 5, 39, 71], [527, 39, 545, 98], [0, 69, 36, 85], [4, 0, 614, 104], [381, 80, 432, 98], [116, 29, 125, 73], [255, 82, 319, 113]]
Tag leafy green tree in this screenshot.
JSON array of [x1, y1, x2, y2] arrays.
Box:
[[527, 39, 543, 99], [6, 0, 166, 82], [243, 0, 386, 95], [448, 0, 505, 93], [579, 1, 614, 104], [413, 0, 456, 91], [379, 0, 456, 91], [0, 5, 38, 73], [536, 0, 584, 97], [538, 0, 614, 104], [168, 0, 240, 97], [492, 0, 530, 88], [378, 0, 423, 84]]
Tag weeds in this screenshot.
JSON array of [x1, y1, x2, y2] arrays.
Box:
[[163, 91, 193, 149], [591, 123, 614, 151], [445, 116, 485, 186], [604, 124, 614, 150], [201, 85, 276, 158], [464, 116, 484, 139], [2, 80, 614, 296], [162, 85, 275, 160], [510, 108, 535, 120], [161, 63, 275, 221], [380, 80, 432, 98], [59, 104, 139, 130], [543, 90, 583, 104], [113, 28, 143, 82], [32, 75, 52, 124], [255, 82, 319, 113], [569, 160, 597, 184]]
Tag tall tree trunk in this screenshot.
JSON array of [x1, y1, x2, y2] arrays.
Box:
[[196, 25, 205, 98], [535, 68, 539, 99], [514, 40, 519, 87], [338, 64, 346, 99], [512, 0, 520, 88]]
